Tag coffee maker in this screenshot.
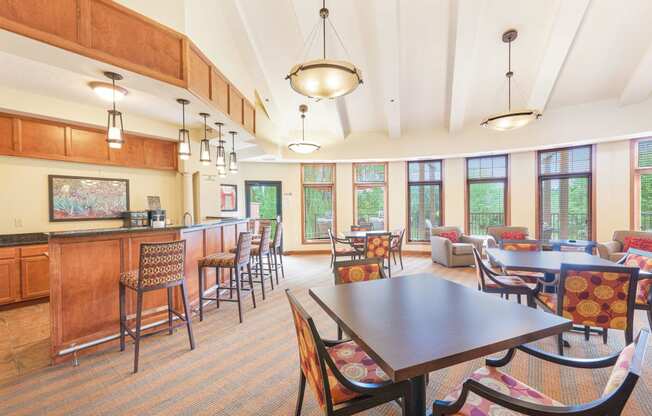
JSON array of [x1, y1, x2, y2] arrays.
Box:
[[148, 209, 166, 228]]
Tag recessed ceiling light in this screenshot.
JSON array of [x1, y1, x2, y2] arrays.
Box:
[[89, 81, 128, 102]]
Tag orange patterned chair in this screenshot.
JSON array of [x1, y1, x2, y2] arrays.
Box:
[[364, 232, 393, 277], [328, 229, 358, 268], [619, 248, 652, 329], [433, 329, 649, 416], [333, 258, 387, 339], [535, 263, 639, 355], [286, 290, 411, 416], [119, 240, 195, 373]]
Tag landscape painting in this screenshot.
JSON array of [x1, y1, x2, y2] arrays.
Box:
[[49, 175, 129, 221]]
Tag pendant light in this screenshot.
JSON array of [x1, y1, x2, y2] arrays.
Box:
[[481, 30, 541, 131], [104, 72, 124, 149], [288, 104, 320, 154], [199, 112, 211, 166], [214, 122, 226, 169], [285, 0, 362, 99], [176, 98, 191, 160], [228, 131, 238, 174]]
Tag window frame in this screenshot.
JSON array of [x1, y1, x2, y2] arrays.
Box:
[[465, 155, 510, 235], [352, 162, 389, 231], [535, 145, 594, 240], [300, 163, 336, 244], [406, 160, 444, 243], [631, 138, 652, 231]]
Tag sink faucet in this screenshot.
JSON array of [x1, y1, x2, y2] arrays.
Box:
[[183, 212, 193, 227]]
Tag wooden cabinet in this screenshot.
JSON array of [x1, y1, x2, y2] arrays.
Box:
[[20, 254, 49, 300], [229, 88, 244, 125], [0, 244, 49, 304], [211, 69, 229, 115], [0, 258, 20, 305], [69, 127, 109, 162], [187, 45, 212, 102], [0, 115, 14, 151], [243, 100, 255, 134], [0, 0, 81, 43]]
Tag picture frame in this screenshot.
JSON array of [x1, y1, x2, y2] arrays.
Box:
[[48, 175, 130, 221], [220, 184, 238, 212]]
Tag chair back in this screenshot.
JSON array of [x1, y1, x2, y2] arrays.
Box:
[[365, 233, 391, 259], [431, 226, 463, 237], [334, 258, 386, 284], [472, 247, 490, 290], [272, 221, 283, 249], [500, 239, 541, 252], [328, 229, 338, 255], [601, 329, 648, 403], [559, 263, 638, 341], [392, 228, 405, 248], [248, 219, 257, 233], [350, 225, 370, 232], [285, 290, 332, 410], [138, 240, 186, 288], [258, 225, 272, 256], [620, 248, 652, 306], [234, 232, 253, 266]]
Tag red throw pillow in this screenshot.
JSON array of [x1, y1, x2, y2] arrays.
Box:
[[624, 236, 652, 252], [439, 231, 459, 243], [502, 231, 526, 240]]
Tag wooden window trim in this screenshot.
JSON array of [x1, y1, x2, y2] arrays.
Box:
[[631, 138, 652, 231], [535, 145, 594, 240], [301, 163, 336, 244], [464, 155, 509, 235], [352, 162, 389, 231], [405, 160, 444, 243]]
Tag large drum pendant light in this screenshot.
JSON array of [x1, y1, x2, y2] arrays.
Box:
[[176, 98, 191, 160], [481, 30, 541, 131], [286, 0, 362, 99]]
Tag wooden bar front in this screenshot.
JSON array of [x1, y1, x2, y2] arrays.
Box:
[[48, 220, 248, 363]]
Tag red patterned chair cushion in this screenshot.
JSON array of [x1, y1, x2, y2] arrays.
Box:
[[503, 242, 539, 252], [366, 235, 391, 259], [336, 263, 381, 283], [327, 340, 390, 404], [623, 252, 652, 272], [442, 365, 562, 415], [542, 270, 633, 330], [624, 236, 652, 252], [334, 246, 357, 255], [636, 279, 652, 305], [602, 342, 636, 397], [502, 231, 526, 240], [485, 275, 537, 290], [536, 292, 558, 312], [439, 231, 459, 243]]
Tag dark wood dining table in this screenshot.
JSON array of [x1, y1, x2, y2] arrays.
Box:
[[486, 247, 616, 274], [309, 274, 572, 415]]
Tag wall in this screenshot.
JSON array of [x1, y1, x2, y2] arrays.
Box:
[[595, 141, 631, 241]]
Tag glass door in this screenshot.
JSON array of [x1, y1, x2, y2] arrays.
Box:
[[245, 181, 282, 235]]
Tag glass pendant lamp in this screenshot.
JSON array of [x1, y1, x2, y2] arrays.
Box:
[[105, 72, 125, 149], [176, 98, 191, 160], [288, 104, 320, 154], [214, 122, 226, 169], [228, 131, 238, 174], [199, 112, 211, 166]]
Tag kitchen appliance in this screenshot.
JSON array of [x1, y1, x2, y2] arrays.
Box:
[[123, 211, 149, 228], [148, 209, 166, 228]]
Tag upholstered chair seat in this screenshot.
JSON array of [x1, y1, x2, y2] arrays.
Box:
[[229, 245, 262, 256], [198, 252, 236, 268], [451, 243, 473, 255], [484, 275, 537, 290]]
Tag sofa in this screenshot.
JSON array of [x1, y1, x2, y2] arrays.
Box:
[[486, 226, 531, 248], [597, 230, 652, 261], [429, 226, 484, 267]]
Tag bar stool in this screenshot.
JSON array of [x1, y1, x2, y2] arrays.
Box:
[[235, 225, 274, 299], [197, 232, 255, 323], [119, 240, 195, 373], [270, 222, 285, 283]]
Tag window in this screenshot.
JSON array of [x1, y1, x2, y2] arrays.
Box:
[[466, 155, 508, 235], [302, 164, 336, 243], [634, 139, 652, 231], [353, 163, 387, 231], [538, 146, 592, 240], [407, 160, 443, 241]]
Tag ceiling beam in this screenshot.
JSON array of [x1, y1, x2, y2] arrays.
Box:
[[528, 0, 590, 111], [447, 0, 486, 133], [370, 0, 401, 139], [621, 40, 652, 106]]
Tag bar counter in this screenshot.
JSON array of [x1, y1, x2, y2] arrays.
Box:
[[48, 219, 248, 363]]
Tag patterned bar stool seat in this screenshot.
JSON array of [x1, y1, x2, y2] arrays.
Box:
[[198, 232, 255, 323], [119, 240, 195, 373]]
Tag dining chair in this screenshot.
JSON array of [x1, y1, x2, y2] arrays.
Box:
[[286, 289, 411, 416], [349, 225, 369, 251], [328, 229, 358, 268], [618, 247, 652, 329], [499, 239, 545, 282], [472, 248, 540, 307], [390, 229, 405, 270], [364, 232, 393, 277], [433, 328, 649, 416], [333, 258, 387, 339], [119, 240, 195, 373], [535, 263, 639, 355]]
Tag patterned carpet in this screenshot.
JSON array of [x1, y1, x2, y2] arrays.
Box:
[[0, 254, 650, 415]]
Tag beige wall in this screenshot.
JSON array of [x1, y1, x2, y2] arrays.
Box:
[[595, 141, 631, 241]]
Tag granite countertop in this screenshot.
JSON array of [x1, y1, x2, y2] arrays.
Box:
[[0, 218, 248, 244]]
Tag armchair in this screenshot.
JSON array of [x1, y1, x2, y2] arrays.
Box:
[[597, 230, 652, 261], [486, 226, 530, 248], [430, 226, 484, 267]]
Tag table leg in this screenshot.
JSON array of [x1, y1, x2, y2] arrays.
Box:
[[408, 374, 428, 415]]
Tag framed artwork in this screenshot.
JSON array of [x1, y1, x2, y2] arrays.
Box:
[[220, 184, 238, 212], [48, 175, 130, 221]]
